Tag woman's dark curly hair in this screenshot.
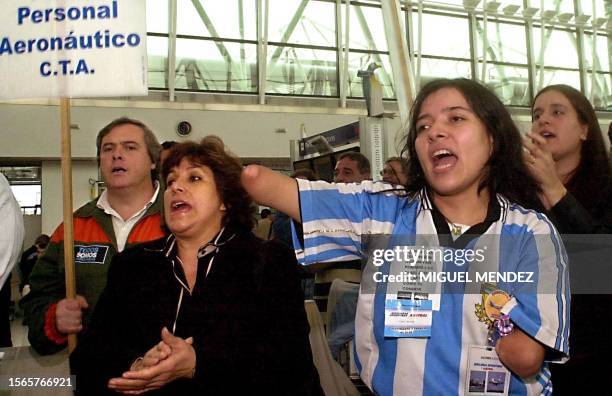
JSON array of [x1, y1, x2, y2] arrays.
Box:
[[533, 84, 611, 215], [161, 136, 255, 231], [401, 78, 542, 210]]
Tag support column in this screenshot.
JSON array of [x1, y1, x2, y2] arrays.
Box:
[[380, 0, 415, 127]]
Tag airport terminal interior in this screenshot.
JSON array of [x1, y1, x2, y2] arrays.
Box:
[[0, 0, 611, 394]]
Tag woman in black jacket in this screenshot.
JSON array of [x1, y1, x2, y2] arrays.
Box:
[[524, 84, 612, 233], [523, 84, 612, 394], [71, 137, 320, 395]]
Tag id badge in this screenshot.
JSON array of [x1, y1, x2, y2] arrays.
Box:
[[465, 345, 510, 396], [384, 298, 432, 337], [385, 246, 442, 311]]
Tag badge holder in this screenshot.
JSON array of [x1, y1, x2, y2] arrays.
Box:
[[383, 246, 442, 338], [384, 298, 433, 337], [465, 345, 511, 395], [467, 284, 514, 395]]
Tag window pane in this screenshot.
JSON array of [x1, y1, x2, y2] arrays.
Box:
[[147, 0, 168, 34], [175, 39, 257, 92], [147, 36, 168, 89], [534, 69, 581, 91], [479, 63, 530, 106], [268, 0, 336, 46], [177, 0, 257, 40], [579, 1, 607, 18], [347, 53, 395, 99], [266, 46, 337, 96], [476, 21, 527, 64], [11, 185, 41, 208], [586, 73, 612, 111], [538, 0, 575, 15], [341, 4, 388, 51], [532, 27, 579, 69], [418, 58, 472, 83], [583, 34, 611, 72], [412, 13, 470, 59]]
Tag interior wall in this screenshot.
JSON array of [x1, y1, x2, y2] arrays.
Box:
[[0, 103, 382, 159], [22, 214, 42, 252], [41, 160, 99, 235]]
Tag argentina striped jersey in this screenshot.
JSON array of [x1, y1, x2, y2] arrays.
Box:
[[292, 179, 570, 396]]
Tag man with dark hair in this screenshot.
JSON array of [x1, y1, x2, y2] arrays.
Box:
[[160, 140, 178, 165], [18, 234, 50, 293], [254, 208, 273, 240], [22, 117, 166, 355], [260, 208, 272, 219], [334, 152, 371, 183], [381, 156, 409, 186]]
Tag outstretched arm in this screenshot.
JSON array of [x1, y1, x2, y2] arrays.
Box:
[[241, 165, 301, 222]]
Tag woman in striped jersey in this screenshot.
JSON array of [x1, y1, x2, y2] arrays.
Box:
[[243, 78, 569, 395]]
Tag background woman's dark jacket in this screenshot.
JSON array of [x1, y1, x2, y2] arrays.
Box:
[[548, 188, 612, 234], [70, 230, 320, 395], [547, 184, 612, 394]]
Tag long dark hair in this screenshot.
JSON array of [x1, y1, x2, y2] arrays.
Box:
[[161, 137, 255, 231], [534, 85, 611, 215], [402, 78, 542, 210]]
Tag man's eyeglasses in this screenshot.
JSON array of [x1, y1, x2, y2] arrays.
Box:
[[380, 167, 398, 178]]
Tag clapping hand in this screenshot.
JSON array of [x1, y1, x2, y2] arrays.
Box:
[[522, 132, 567, 209], [108, 327, 196, 395]]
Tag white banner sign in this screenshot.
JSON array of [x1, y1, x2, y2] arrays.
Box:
[[0, 0, 148, 99]]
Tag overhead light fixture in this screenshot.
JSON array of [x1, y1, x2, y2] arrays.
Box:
[[522, 7, 539, 18], [592, 17, 607, 28], [485, 1, 501, 13], [463, 0, 482, 11], [557, 13, 573, 23], [503, 5, 520, 16], [574, 14, 591, 25], [541, 10, 557, 21]]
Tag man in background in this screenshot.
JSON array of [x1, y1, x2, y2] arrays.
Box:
[[381, 156, 409, 186], [18, 234, 50, 294], [312, 153, 370, 336], [254, 208, 274, 240], [333, 152, 371, 183], [22, 117, 166, 355], [160, 140, 178, 166]]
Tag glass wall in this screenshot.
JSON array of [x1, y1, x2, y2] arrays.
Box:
[[475, 20, 530, 105], [146, 0, 612, 110], [267, 0, 337, 96], [343, 2, 394, 98]]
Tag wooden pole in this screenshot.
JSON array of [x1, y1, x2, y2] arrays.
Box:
[[60, 98, 77, 352]]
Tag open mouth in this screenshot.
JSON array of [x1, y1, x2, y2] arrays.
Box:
[[111, 167, 127, 174], [431, 149, 457, 171], [539, 131, 555, 139], [171, 201, 191, 212]]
